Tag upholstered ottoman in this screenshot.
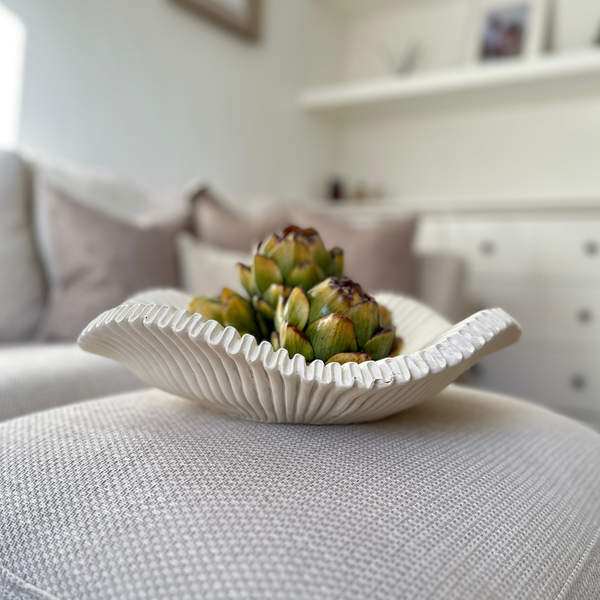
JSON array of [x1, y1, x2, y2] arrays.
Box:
[[1, 385, 599, 600]]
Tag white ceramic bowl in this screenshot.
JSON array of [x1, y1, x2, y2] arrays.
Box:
[[78, 289, 521, 424]]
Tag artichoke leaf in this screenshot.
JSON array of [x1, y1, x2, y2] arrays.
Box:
[[252, 296, 275, 321], [189, 296, 224, 325], [362, 327, 395, 361], [287, 261, 326, 291], [283, 287, 310, 331], [345, 300, 379, 348], [263, 283, 293, 309], [236, 263, 254, 297], [252, 254, 284, 296], [223, 296, 260, 338], [306, 313, 358, 362], [326, 352, 371, 365], [330, 248, 344, 278], [271, 331, 281, 351], [280, 322, 315, 362]]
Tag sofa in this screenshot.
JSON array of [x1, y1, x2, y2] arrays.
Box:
[[0, 149, 467, 423]]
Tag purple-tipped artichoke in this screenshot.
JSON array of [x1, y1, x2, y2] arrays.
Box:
[[273, 277, 402, 365], [236, 226, 343, 324], [188, 226, 402, 366], [189, 288, 267, 340]]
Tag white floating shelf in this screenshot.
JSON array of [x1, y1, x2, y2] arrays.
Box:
[[300, 52, 600, 117]]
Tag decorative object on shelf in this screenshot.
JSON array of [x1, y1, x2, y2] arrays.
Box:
[[326, 180, 385, 205], [170, 0, 261, 41], [326, 178, 346, 202], [78, 288, 520, 424], [351, 182, 368, 202], [465, 0, 548, 63], [382, 43, 421, 76]]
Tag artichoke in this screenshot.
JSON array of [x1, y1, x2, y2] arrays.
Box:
[[236, 226, 343, 326], [189, 288, 267, 340], [273, 277, 402, 365]]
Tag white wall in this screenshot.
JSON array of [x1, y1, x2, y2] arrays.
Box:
[[342, 0, 471, 82], [7, 0, 600, 204], [3, 0, 342, 199], [333, 0, 600, 203], [340, 95, 600, 201], [0, 3, 25, 148]]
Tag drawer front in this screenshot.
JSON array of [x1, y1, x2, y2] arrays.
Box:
[[470, 283, 600, 346], [419, 215, 600, 282], [471, 345, 600, 413], [433, 219, 540, 279], [539, 220, 600, 280]]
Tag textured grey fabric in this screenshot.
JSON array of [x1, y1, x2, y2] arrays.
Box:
[[0, 344, 145, 422], [0, 385, 599, 600]]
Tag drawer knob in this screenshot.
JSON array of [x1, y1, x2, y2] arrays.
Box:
[[577, 309, 593, 324], [571, 374, 587, 391], [584, 241, 598, 256], [480, 240, 495, 256]]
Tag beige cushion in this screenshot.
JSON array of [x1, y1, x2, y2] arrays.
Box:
[[0, 385, 598, 599], [292, 210, 418, 295], [0, 152, 45, 342], [29, 154, 196, 286], [193, 189, 290, 251], [177, 233, 249, 297], [38, 186, 186, 342]]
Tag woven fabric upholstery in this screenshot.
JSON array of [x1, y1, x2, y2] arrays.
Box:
[[0, 344, 144, 422], [1, 385, 599, 600]]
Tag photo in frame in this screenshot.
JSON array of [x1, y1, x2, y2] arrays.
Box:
[[172, 0, 261, 41], [466, 0, 548, 62]]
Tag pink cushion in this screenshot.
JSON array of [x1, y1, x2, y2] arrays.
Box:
[[193, 189, 291, 252], [291, 210, 418, 295], [39, 186, 186, 342]]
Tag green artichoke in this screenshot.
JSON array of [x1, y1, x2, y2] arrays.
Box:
[[237, 226, 343, 326], [189, 288, 267, 340], [273, 277, 402, 365]]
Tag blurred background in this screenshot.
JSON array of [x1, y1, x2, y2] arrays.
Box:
[[2, 0, 600, 428]]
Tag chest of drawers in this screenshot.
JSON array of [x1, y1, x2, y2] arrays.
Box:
[[416, 212, 600, 429]]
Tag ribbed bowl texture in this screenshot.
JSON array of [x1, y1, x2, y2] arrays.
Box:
[[78, 289, 521, 424]]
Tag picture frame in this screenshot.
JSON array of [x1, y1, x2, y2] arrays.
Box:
[[172, 0, 261, 41], [465, 0, 548, 63]]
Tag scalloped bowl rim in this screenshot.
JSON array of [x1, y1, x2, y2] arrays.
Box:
[[79, 290, 522, 393]]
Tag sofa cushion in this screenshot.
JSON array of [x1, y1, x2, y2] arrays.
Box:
[[193, 188, 291, 251], [30, 155, 195, 286], [292, 209, 418, 295], [38, 186, 188, 342], [0, 152, 45, 342], [177, 233, 250, 296], [0, 385, 598, 599], [0, 344, 144, 422]]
